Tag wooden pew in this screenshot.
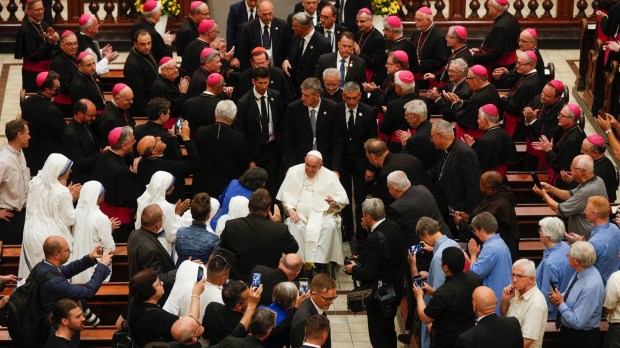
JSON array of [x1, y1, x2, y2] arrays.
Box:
[[506, 171, 548, 204], [515, 204, 556, 239], [0, 326, 117, 347], [99, 70, 125, 92], [575, 19, 598, 91]]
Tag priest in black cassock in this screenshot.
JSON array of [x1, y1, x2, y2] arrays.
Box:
[[15, 0, 59, 92], [431, 25, 472, 85], [426, 58, 472, 115], [471, 0, 520, 75], [98, 83, 136, 147], [21, 71, 65, 176], [150, 57, 189, 126], [354, 9, 385, 82], [188, 47, 223, 98], [518, 28, 546, 81], [177, 1, 210, 56], [496, 50, 544, 141], [401, 99, 442, 170], [384, 16, 415, 68], [182, 73, 225, 139], [124, 30, 159, 118], [92, 126, 143, 242], [463, 104, 518, 179], [129, 0, 174, 62], [50, 31, 79, 116], [410, 6, 451, 91], [69, 51, 106, 112], [435, 65, 501, 140], [179, 19, 217, 78], [532, 104, 585, 190], [76, 13, 119, 76], [62, 99, 102, 184], [523, 80, 566, 171], [362, 50, 406, 110], [321, 69, 344, 104], [231, 47, 294, 103]]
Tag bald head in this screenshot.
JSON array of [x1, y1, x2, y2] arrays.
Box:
[[171, 316, 201, 343], [481, 171, 502, 193], [472, 286, 497, 315], [280, 253, 303, 279], [43, 235, 66, 258], [137, 135, 166, 158], [141, 204, 163, 230]]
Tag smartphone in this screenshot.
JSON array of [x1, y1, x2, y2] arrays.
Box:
[[413, 276, 425, 288], [531, 172, 543, 189], [549, 276, 557, 291], [175, 117, 184, 135], [410, 244, 423, 254], [251, 272, 261, 288], [101, 246, 106, 254], [197, 266, 204, 282], [448, 206, 456, 215], [299, 278, 309, 295]]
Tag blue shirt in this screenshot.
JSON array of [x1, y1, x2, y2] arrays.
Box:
[[558, 266, 605, 330], [210, 180, 253, 230], [535, 242, 575, 320], [470, 234, 512, 314], [588, 222, 620, 285], [426, 235, 461, 304], [262, 303, 289, 326], [175, 221, 221, 267]]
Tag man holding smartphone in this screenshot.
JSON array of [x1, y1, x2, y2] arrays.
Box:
[[250, 253, 303, 306]]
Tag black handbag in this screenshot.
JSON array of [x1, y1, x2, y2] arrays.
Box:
[[111, 300, 135, 348]]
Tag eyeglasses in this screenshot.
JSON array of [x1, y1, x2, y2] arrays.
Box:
[[557, 113, 574, 119], [62, 248, 72, 254], [189, 315, 202, 338], [466, 76, 479, 80], [163, 66, 178, 70], [62, 42, 78, 46], [511, 273, 528, 279], [319, 293, 338, 302], [569, 164, 585, 171]]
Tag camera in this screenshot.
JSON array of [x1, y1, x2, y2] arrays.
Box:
[[413, 276, 425, 288], [344, 256, 353, 265], [80, 300, 100, 328], [410, 244, 423, 254]]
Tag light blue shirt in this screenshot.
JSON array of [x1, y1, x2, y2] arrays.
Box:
[[557, 266, 604, 330], [535, 242, 575, 320], [470, 234, 512, 314], [588, 222, 620, 286]]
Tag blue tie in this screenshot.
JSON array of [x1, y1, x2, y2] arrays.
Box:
[[262, 25, 271, 49], [339, 59, 346, 88]]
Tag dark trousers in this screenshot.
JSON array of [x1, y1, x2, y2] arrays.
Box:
[[22, 69, 39, 93], [367, 299, 398, 348], [255, 142, 282, 199], [113, 223, 134, 243], [339, 158, 369, 244], [0, 208, 26, 245], [560, 326, 600, 348], [605, 323, 620, 348]]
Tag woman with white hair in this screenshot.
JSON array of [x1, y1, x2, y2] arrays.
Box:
[[136, 171, 191, 261], [18, 153, 81, 278], [535, 216, 575, 320], [71, 181, 119, 283], [215, 196, 249, 236]]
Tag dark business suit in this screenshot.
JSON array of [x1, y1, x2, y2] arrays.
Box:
[[182, 92, 221, 138], [286, 30, 332, 93], [336, 102, 377, 239], [62, 119, 101, 185], [226, 0, 255, 53], [291, 298, 331, 348], [238, 17, 288, 71], [351, 219, 406, 348], [231, 66, 294, 104], [454, 314, 523, 348], [437, 79, 472, 101], [314, 52, 366, 88], [220, 213, 299, 281], [282, 98, 344, 172], [374, 152, 436, 207], [250, 265, 288, 306], [402, 119, 442, 170], [315, 23, 348, 52], [127, 228, 177, 304]]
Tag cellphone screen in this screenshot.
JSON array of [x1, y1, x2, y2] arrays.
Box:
[[197, 267, 204, 282], [299, 278, 308, 294], [251, 272, 261, 288]]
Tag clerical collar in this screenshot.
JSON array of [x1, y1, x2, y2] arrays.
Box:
[[423, 23, 434, 33], [485, 126, 501, 133], [392, 36, 405, 44], [453, 78, 466, 88], [445, 139, 456, 153], [146, 19, 156, 26], [452, 44, 467, 54]]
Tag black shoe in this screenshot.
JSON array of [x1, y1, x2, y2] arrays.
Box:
[[398, 333, 411, 345]]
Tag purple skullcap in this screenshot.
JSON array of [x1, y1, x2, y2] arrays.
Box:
[[386, 16, 402, 28], [78, 13, 93, 26], [190, 1, 204, 11], [417, 6, 432, 15], [392, 50, 409, 64], [494, 0, 509, 6], [524, 50, 538, 62], [453, 25, 467, 40], [358, 8, 372, 15], [524, 28, 538, 39], [61, 30, 73, 38], [480, 104, 499, 117], [159, 56, 173, 67], [587, 134, 605, 146], [143, 0, 159, 13], [200, 47, 216, 60], [36, 71, 49, 87], [566, 104, 581, 119], [206, 73, 223, 86], [112, 83, 128, 96], [108, 127, 123, 147], [77, 51, 92, 62], [470, 64, 487, 77], [397, 70, 414, 84], [199, 19, 215, 34]]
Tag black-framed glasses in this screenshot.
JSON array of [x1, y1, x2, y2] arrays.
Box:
[[189, 315, 202, 338], [319, 293, 338, 302]]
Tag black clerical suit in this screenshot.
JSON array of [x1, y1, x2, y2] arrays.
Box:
[[193, 122, 250, 198], [286, 30, 332, 93], [389, 37, 416, 66], [472, 126, 518, 175], [130, 19, 173, 62], [356, 28, 385, 77], [454, 314, 523, 348], [546, 126, 585, 190], [402, 119, 443, 170], [436, 83, 502, 136], [180, 38, 210, 78], [473, 11, 520, 71], [366, 75, 398, 109], [62, 119, 101, 184], [133, 121, 183, 161], [188, 66, 219, 99], [177, 17, 199, 57], [436, 78, 472, 101], [76, 32, 103, 62], [231, 66, 294, 104], [49, 51, 78, 116], [98, 102, 136, 147], [351, 219, 407, 348], [374, 152, 436, 207], [337, 0, 371, 34], [282, 98, 343, 172], [322, 89, 343, 104], [436, 46, 473, 84], [379, 91, 424, 153], [150, 75, 187, 119], [501, 70, 544, 140], [314, 52, 366, 88], [182, 92, 221, 138], [410, 24, 451, 90], [237, 17, 289, 72], [69, 71, 106, 111], [124, 48, 158, 117], [21, 93, 66, 176], [15, 17, 54, 92]]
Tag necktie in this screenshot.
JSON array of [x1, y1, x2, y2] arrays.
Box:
[[262, 25, 271, 49], [310, 109, 317, 138], [249, 8, 255, 21], [297, 38, 306, 63], [260, 96, 269, 143], [311, 16, 316, 26], [555, 275, 578, 329], [339, 59, 346, 88], [327, 30, 333, 49], [347, 109, 355, 140]]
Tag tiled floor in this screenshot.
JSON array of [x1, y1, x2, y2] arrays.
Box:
[[0, 48, 592, 346]]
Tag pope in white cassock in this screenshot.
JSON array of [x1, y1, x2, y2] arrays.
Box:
[[277, 150, 349, 268]]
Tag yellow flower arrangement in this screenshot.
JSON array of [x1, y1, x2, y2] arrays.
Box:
[[371, 0, 402, 15], [134, 0, 181, 17]]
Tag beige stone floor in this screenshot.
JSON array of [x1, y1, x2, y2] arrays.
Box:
[[0, 48, 589, 346]]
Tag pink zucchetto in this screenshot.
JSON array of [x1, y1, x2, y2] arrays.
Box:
[[78, 13, 93, 26], [108, 127, 123, 147], [524, 28, 538, 39], [386, 16, 402, 28], [35, 72, 48, 87], [159, 56, 173, 67], [358, 8, 372, 15], [396, 70, 414, 84], [206, 73, 223, 87], [112, 83, 128, 97], [566, 104, 581, 119], [200, 47, 216, 60], [392, 50, 409, 64], [524, 50, 538, 62], [494, 0, 509, 6], [199, 19, 215, 34], [143, 0, 159, 13], [61, 30, 73, 38], [587, 134, 606, 146], [417, 6, 432, 15], [190, 1, 204, 11], [453, 25, 467, 40], [549, 80, 564, 92], [77, 51, 92, 62], [480, 104, 499, 117], [470, 64, 487, 77]]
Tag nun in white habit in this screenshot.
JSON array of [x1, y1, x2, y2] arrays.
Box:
[[71, 181, 118, 283], [18, 153, 81, 278], [136, 171, 191, 261], [214, 196, 249, 236]]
